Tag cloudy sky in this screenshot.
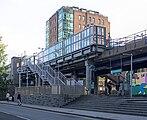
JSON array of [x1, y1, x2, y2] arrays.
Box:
[[0, 0, 147, 63]]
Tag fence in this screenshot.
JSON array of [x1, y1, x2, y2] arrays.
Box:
[[15, 86, 52, 95], [15, 85, 84, 95]]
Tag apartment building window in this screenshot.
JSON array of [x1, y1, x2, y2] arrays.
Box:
[[82, 16, 85, 21], [102, 19, 105, 25], [98, 19, 101, 24], [82, 25, 85, 29], [89, 17, 91, 22], [92, 17, 95, 23], [79, 15, 81, 20], [17, 63, 19, 67], [78, 24, 81, 29]]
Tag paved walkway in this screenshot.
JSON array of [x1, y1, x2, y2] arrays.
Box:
[[0, 101, 147, 120]]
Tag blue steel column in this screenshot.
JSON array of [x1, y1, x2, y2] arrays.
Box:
[[85, 60, 92, 95], [130, 54, 133, 98], [19, 73, 21, 88]]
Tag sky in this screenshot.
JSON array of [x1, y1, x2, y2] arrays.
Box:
[[0, 0, 147, 63]]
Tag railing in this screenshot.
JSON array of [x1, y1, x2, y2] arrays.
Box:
[[66, 77, 83, 86], [43, 65, 66, 85], [21, 55, 82, 86], [57, 71, 68, 85], [110, 29, 147, 48], [25, 56, 68, 85], [26, 58, 55, 85]]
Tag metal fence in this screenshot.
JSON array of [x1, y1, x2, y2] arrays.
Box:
[[110, 29, 147, 48], [15, 85, 84, 95], [15, 86, 52, 95]]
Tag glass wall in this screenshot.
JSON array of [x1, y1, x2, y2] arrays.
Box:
[[37, 26, 106, 63], [45, 20, 50, 48], [58, 7, 74, 43]]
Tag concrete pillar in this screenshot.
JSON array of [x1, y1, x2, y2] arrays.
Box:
[[85, 60, 92, 94]]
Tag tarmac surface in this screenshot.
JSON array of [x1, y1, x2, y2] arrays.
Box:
[[0, 101, 147, 120]]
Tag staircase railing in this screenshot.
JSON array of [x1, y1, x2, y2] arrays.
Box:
[[67, 77, 82, 86], [21, 55, 82, 86], [44, 65, 66, 85], [57, 71, 67, 85], [26, 58, 54, 85], [26, 57, 67, 85]]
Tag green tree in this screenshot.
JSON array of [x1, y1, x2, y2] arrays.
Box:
[[0, 35, 8, 93]]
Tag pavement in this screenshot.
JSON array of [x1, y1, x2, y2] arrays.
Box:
[[0, 101, 147, 120]]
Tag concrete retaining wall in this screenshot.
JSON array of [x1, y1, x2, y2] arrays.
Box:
[[14, 86, 84, 107], [14, 94, 81, 107]]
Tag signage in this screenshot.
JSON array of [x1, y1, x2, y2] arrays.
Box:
[[111, 69, 122, 74]]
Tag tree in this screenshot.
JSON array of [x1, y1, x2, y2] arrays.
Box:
[[0, 35, 8, 93]]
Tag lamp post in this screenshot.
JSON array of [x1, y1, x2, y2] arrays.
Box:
[[38, 47, 44, 63], [123, 53, 133, 98], [33, 52, 37, 86], [18, 57, 22, 88], [38, 47, 45, 86]]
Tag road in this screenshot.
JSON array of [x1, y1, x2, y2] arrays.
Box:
[[0, 104, 100, 120], [0, 112, 24, 120]]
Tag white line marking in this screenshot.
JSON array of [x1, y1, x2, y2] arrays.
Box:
[[1, 111, 31, 120], [16, 115, 31, 120]]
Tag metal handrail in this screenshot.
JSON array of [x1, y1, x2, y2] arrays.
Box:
[[21, 51, 83, 86], [110, 29, 147, 48]]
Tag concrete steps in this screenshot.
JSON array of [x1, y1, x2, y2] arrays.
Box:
[[63, 95, 147, 117]]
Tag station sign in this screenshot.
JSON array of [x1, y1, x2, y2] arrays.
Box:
[[111, 69, 122, 74]]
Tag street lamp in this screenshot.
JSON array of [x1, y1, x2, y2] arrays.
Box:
[[18, 57, 22, 88], [123, 53, 133, 98], [33, 52, 38, 86], [38, 47, 45, 86], [38, 47, 44, 63]]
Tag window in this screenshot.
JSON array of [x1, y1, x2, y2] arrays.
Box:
[[82, 16, 85, 21], [17, 63, 19, 67], [98, 19, 101, 24], [92, 17, 95, 23], [79, 15, 81, 20], [102, 19, 105, 25], [82, 25, 85, 29], [89, 17, 91, 22], [78, 24, 81, 29]]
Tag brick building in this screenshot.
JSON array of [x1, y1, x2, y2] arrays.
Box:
[[46, 6, 110, 48]]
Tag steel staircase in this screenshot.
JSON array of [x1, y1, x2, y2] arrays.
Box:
[[19, 56, 80, 86]]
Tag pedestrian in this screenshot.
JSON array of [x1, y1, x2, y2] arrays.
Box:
[[107, 81, 112, 95], [116, 83, 120, 96], [6, 92, 10, 102], [17, 93, 21, 105]]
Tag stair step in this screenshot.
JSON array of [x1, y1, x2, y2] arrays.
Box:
[[63, 95, 147, 117], [65, 106, 147, 117]]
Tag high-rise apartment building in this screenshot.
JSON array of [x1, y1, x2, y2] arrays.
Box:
[[46, 6, 110, 48]]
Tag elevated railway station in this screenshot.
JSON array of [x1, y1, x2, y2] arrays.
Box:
[[17, 25, 147, 96]]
